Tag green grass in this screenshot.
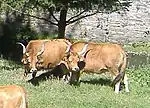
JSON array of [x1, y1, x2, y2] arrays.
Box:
[[124, 41, 150, 53], [0, 58, 150, 108]]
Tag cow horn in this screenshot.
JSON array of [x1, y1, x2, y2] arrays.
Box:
[[37, 41, 48, 56], [65, 45, 71, 53], [78, 44, 88, 56], [16, 42, 26, 54], [65, 40, 72, 53]]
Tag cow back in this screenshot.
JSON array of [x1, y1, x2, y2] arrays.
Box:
[[38, 39, 72, 69]]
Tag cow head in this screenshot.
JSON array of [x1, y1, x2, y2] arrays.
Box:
[[65, 44, 89, 72], [17, 42, 46, 75], [17, 42, 30, 65]]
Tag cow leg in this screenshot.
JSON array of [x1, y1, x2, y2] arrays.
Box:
[[59, 63, 72, 83], [32, 71, 37, 78], [111, 69, 121, 94], [112, 76, 120, 94], [112, 65, 129, 93], [62, 71, 80, 85], [114, 77, 121, 94], [69, 71, 80, 85], [30, 68, 38, 79], [123, 74, 129, 92], [62, 72, 72, 83], [24, 70, 28, 77]]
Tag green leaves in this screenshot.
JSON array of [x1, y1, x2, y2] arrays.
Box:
[[2, 0, 130, 13], [0, 0, 130, 38]]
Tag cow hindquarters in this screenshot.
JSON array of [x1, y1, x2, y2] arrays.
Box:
[[112, 72, 129, 93], [112, 66, 129, 93], [112, 72, 122, 94]]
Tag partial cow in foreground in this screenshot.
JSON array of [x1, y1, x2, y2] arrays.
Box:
[[0, 85, 28, 108], [17, 39, 72, 79], [64, 41, 129, 93]]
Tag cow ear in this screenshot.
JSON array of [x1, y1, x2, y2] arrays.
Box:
[[79, 49, 91, 61], [80, 49, 91, 59]]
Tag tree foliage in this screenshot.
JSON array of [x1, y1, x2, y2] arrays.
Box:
[[1, 0, 131, 38]]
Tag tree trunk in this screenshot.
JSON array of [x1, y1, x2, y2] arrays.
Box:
[[58, 7, 68, 38]]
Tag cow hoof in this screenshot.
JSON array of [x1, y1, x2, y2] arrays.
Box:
[[62, 75, 71, 84], [125, 89, 130, 93], [114, 91, 119, 94]]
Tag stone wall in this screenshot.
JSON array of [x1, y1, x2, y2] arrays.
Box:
[[66, 0, 150, 44]]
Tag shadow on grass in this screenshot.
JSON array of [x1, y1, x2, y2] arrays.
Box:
[[80, 78, 112, 86], [27, 66, 64, 86], [81, 77, 125, 91], [65, 76, 113, 88]]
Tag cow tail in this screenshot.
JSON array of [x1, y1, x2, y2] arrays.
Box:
[[111, 72, 124, 86], [111, 51, 127, 86]]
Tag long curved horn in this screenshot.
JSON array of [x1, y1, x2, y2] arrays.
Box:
[[65, 45, 71, 53], [64, 40, 72, 53], [37, 41, 48, 56], [65, 42, 72, 53], [78, 44, 88, 56], [16, 42, 26, 54]]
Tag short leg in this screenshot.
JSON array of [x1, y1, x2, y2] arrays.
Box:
[[32, 71, 37, 78], [114, 81, 120, 94], [62, 72, 72, 84], [113, 76, 121, 94], [70, 71, 80, 84], [111, 68, 122, 93], [124, 74, 129, 92]]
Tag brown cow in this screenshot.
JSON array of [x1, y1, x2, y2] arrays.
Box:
[[64, 41, 129, 93], [17, 40, 49, 78], [35, 39, 72, 79], [0, 85, 28, 108], [17, 39, 72, 79]]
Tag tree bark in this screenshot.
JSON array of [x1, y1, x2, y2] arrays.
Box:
[[58, 7, 68, 38]]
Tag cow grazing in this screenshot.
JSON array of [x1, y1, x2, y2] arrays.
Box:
[[17, 40, 49, 78], [0, 85, 28, 108], [18, 39, 72, 79], [64, 41, 129, 93], [35, 39, 72, 78]]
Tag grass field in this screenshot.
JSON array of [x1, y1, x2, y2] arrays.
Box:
[[0, 58, 150, 108]]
